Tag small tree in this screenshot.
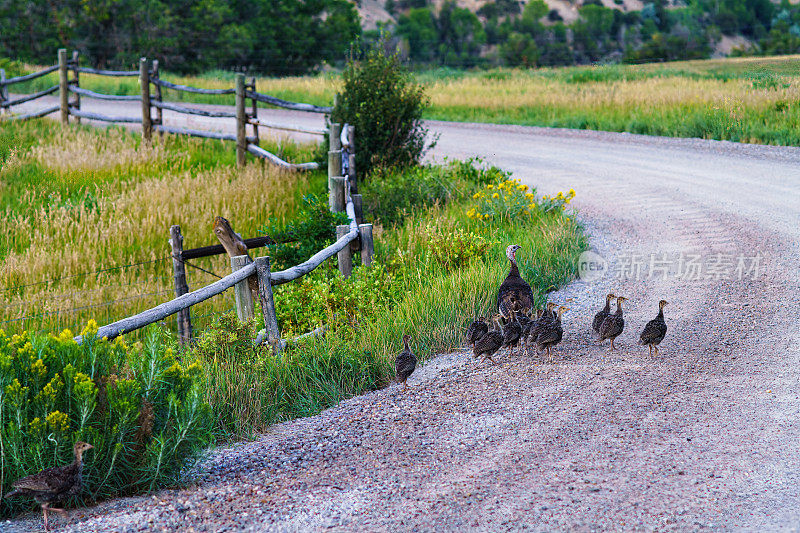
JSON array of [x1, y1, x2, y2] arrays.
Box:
[[331, 39, 433, 177]]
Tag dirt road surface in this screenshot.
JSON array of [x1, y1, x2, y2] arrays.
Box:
[[7, 98, 800, 531]]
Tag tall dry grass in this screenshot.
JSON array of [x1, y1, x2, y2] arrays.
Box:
[[1, 121, 319, 334]]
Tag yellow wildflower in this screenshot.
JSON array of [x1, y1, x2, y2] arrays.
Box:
[[487, 184, 494, 190], [81, 319, 99, 338], [472, 192, 480, 199], [492, 193, 499, 199], [46, 411, 70, 433], [568, 189, 576, 196], [525, 193, 535, 200]]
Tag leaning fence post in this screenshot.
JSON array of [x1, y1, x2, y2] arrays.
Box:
[[58, 48, 69, 125], [235, 73, 247, 167], [336, 225, 353, 278], [359, 224, 374, 267], [169, 225, 193, 344], [231, 255, 255, 322], [330, 177, 345, 213], [140, 58, 151, 143], [71, 50, 81, 124], [254, 257, 281, 355], [0, 69, 7, 115]]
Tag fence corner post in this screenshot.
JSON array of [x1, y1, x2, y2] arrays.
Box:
[[140, 57, 151, 143], [336, 225, 353, 278], [169, 225, 193, 344], [254, 256, 281, 356], [231, 255, 255, 322], [58, 48, 69, 126], [359, 224, 374, 267], [235, 73, 247, 167]]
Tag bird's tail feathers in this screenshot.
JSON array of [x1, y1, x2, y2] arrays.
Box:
[[4, 489, 20, 499]]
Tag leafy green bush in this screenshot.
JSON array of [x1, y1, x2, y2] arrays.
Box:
[[330, 38, 432, 176], [0, 58, 24, 78], [0, 323, 212, 518], [363, 158, 506, 226], [260, 195, 349, 270]]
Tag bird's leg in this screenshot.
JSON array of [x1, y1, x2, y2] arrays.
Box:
[[403, 381, 408, 392], [648, 344, 653, 356], [610, 338, 616, 351], [654, 346, 660, 356], [41, 504, 50, 532]]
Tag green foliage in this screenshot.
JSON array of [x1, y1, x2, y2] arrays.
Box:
[[331, 40, 431, 176], [0, 325, 212, 518], [362, 157, 504, 226], [0, 57, 24, 78], [0, 0, 360, 75], [260, 195, 349, 271]]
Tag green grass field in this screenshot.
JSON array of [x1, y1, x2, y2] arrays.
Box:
[[14, 54, 800, 146]]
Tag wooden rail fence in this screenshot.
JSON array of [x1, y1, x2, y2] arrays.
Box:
[[1, 49, 330, 170]]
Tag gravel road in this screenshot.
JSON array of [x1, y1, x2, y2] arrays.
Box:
[[7, 98, 800, 531]]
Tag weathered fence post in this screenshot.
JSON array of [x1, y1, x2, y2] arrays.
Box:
[[169, 225, 193, 344], [336, 225, 353, 278], [0, 69, 7, 115], [249, 76, 259, 147], [351, 194, 363, 226], [254, 256, 281, 355], [347, 125, 357, 193], [328, 122, 342, 211], [359, 224, 374, 267], [58, 48, 69, 125], [140, 58, 151, 143], [330, 177, 345, 213], [235, 73, 247, 167], [71, 50, 81, 124], [231, 255, 255, 321], [151, 60, 163, 129]]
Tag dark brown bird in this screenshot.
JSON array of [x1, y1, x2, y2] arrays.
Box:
[[536, 306, 569, 360], [521, 308, 542, 355], [592, 293, 616, 334], [526, 302, 557, 349], [5, 441, 93, 531], [502, 311, 523, 356], [639, 300, 668, 355], [466, 316, 489, 347], [498, 244, 534, 319], [474, 316, 504, 364], [599, 296, 628, 350], [395, 334, 417, 390]]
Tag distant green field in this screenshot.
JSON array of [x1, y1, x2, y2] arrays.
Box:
[[11, 54, 800, 146]]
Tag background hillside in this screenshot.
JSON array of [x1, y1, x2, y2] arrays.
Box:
[[1, 0, 799, 73]]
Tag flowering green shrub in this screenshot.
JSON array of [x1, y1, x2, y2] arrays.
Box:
[[0, 323, 212, 517], [467, 178, 576, 221]]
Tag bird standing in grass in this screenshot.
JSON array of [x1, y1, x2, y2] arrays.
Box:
[[474, 316, 504, 364], [5, 441, 93, 532], [466, 316, 489, 348], [395, 334, 417, 390], [592, 293, 616, 335], [599, 296, 628, 350], [639, 300, 669, 355], [498, 244, 535, 319]]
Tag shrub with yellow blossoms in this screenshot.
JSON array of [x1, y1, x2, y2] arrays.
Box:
[[0, 326, 212, 518], [467, 179, 576, 222]]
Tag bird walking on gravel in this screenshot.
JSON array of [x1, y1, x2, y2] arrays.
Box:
[[466, 316, 489, 348], [592, 293, 616, 335], [395, 334, 417, 391], [474, 316, 504, 364], [536, 306, 569, 362], [525, 302, 557, 354], [502, 311, 523, 356], [599, 296, 628, 350], [639, 300, 669, 355], [5, 441, 93, 532]]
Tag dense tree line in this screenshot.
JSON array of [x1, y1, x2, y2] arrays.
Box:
[[0, 0, 361, 74], [386, 0, 800, 68]]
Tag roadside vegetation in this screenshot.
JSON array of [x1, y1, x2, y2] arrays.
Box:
[[0, 120, 322, 334], [0, 45, 586, 518]]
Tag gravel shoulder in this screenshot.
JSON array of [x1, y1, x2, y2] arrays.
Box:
[[6, 98, 800, 531]]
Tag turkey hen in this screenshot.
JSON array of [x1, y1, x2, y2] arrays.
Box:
[[498, 244, 534, 319]]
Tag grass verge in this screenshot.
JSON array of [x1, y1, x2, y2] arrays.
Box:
[[0, 120, 324, 335]]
